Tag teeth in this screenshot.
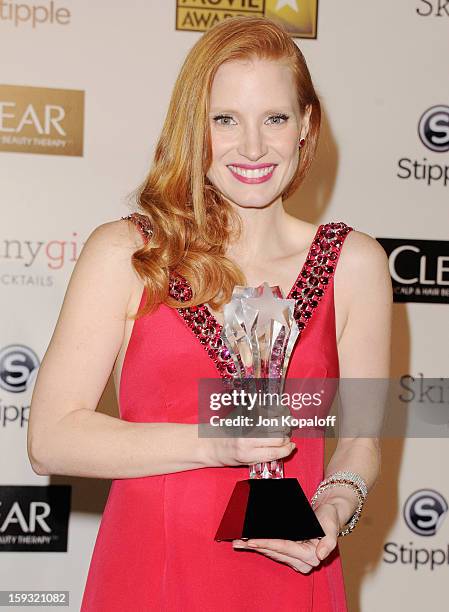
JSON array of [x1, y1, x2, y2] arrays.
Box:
[[228, 165, 275, 178]]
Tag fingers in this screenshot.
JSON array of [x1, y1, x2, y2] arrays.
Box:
[[313, 504, 339, 560], [252, 434, 291, 447], [233, 437, 295, 465], [218, 431, 296, 467], [249, 438, 296, 464], [233, 538, 320, 571], [316, 534, 337, 561], [261, 427, 292, 440], [248, 539, 320, 565], [248, 442, 296, 463], [233, 539, 319, 574], [272, 433, 292, 444], [248, 547, 316, 574]]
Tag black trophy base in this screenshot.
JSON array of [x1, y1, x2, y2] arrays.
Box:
[[215, 478, 325, 542]]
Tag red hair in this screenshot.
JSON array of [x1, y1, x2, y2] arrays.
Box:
[[128, 15, 321, 319]]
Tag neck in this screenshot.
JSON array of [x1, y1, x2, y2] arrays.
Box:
[[226, 196, 290, 264]]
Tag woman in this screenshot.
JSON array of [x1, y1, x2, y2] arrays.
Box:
[[27, 16, 392, 612]]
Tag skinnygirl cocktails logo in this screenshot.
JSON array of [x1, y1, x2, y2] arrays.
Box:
[[176, 0, 319, 39], [0, 85, 84, 156], [0, 231, 84, 287], [416, 1, 449, 17]]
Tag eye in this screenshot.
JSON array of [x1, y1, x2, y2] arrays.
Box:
[[266, 114, 289, 125], [212, 114, 236, 126], [211, 113, 290, 127]]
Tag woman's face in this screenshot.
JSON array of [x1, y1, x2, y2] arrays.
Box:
[[206, 57, 310, 209]]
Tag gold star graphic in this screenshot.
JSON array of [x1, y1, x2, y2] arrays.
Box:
[[275, 0, 300, 12]]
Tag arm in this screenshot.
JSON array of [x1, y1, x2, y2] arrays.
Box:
[[233, 231, 393, 569], [27, 220, 210, 479], [316, 230, 392, 529], [28, 220, 293, 479]]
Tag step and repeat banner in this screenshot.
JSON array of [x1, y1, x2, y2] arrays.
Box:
[[1, 1, 448, 610]]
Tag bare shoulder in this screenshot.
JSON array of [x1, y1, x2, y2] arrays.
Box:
[[80, 218, 146, 279], [339, 228, 390, 273], [27, 219, 149, 446], [86, 217, 147, 253], [60, 218, 149, 326], [336, 228, 392, 297]]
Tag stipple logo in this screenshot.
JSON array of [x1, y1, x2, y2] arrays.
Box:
[[396, 105, 449, 187], [403, 489, 448, 537], [0, 1, 71, 28], [0, 344, 40, 394]]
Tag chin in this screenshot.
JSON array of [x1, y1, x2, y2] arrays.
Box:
[[228, 193, 280, 209], [235, 199, 275, 209]]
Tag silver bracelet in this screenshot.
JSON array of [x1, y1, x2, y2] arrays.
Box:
[[311, 482, 364, 536], [319, 470, 368, 499], [311, 471, 368, 537]]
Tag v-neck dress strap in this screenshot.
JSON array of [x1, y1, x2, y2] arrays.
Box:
[[121, 213, 353, 382], [122, 212, 153, 243]]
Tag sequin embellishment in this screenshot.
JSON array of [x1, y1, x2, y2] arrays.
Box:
[[122, 213, 353, 380], [121, 213, 153, 240], [169, 274, 238, 378], [288, 222, 353, 339]]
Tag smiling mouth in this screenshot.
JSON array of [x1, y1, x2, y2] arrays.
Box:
[[227, 164, 276, 180]]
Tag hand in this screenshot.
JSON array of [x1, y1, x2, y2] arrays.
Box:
[[232, 502, 340, 573], [203, 431, 295, 468]]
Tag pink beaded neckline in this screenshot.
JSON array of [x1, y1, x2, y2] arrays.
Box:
[[122, 213, 353, 380]]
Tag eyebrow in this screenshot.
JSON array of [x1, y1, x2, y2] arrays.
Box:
[[209, 107, 294, 114]]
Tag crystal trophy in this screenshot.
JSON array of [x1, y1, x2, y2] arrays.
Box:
[[214, 282, 325, 541]]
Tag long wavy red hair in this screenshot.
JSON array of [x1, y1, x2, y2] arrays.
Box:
[[128, 15, 321, 319]]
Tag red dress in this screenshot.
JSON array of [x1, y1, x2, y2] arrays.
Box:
[[81, 214, 353, 612]]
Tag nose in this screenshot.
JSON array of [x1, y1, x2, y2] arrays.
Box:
[[237, 125, 267, 161]]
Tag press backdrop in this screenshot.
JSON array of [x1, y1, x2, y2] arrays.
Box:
[[1, 1, 448, 611]]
